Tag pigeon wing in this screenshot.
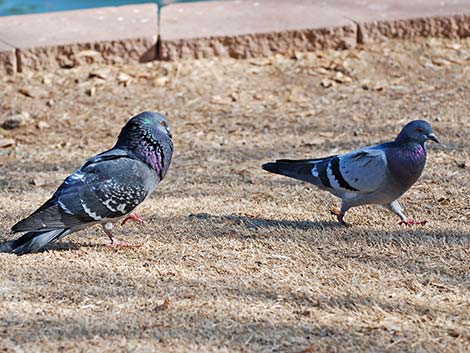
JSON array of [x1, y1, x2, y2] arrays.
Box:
[[12, 155, 154, 233], [334, 148, 388, 193], [263, 147, 387, 195]]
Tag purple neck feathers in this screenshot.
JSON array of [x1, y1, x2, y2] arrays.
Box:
[[387, 142, 426, 188], [134, 144, 164, 177]]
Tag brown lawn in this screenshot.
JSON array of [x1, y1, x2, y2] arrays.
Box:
[[0, 37, 469, 352]]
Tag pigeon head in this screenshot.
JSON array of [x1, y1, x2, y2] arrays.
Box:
[[114, 111, 174, 176], [116, 111, 172, 149], [395, 120, 439, 145]]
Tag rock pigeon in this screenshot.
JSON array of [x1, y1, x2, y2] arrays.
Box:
[[1, 111, 173, 255], [262, 120, 439, 226]]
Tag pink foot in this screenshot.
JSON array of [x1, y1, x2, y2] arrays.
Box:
[[338, 216, 351, 228], [399, 219, 427, 226], [121, 213, 144, 226], [103, 227, 141, 248], [107, 240, 142, 248], [330, 207, 351, 227]]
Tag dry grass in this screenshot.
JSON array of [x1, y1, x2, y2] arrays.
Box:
[[0, 37, 469, 353]]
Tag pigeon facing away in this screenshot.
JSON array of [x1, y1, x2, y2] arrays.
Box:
[[262, 120, 439, 226], [1, 111, 173, 255]]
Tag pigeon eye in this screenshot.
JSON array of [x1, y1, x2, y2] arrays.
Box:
[[160, 120, 167, 127], [416, 127, 423, 133]]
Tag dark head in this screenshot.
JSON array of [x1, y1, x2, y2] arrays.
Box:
[[115, 111, 172, 149], [114, 111, 173, 177], [395, 120, 439, 145]]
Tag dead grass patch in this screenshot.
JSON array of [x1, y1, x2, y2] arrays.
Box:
[[0, 37, 469, 352]]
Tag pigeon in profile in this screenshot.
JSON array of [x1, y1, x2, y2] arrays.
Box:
[[262, 120, 439, 226], [1, 111, 173, 255]]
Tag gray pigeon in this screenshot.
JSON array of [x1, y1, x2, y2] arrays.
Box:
[[1, 111, 173, 255], [262, 120, 439, 226]]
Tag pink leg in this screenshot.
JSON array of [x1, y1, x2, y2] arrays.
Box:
[[121, 213, 144, 226], [399, 219, 427, 226], [102, 224, 140, 248], [103, 228, 130, 246], [330, 207, 351, 227]]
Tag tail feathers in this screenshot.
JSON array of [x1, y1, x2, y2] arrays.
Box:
[[262, 159, 320, 184], [262, 162, 283, 175], [0, 229, 69, 255]]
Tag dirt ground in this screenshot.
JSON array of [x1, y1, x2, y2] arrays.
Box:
[[0, 37, 469, 353]]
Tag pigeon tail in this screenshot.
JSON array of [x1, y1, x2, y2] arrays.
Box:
[[0, 229, 69, 255], [262, 159, 324, 185], [262, 162, 283, 175]]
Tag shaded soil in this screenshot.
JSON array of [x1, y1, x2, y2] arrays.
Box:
[[0, 37, 469, 352]]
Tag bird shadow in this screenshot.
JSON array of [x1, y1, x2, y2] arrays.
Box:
[[0, 240, 108, 256], [188, 212, 340, 231], [187, 212, 470, 245], [46, 241, 106, 252], [38, 238, 149, 254]]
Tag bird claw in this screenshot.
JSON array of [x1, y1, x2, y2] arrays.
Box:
[[121, 213, 144, 226], [107, 239, 142, 248], [399, 219, 427, 226], [330, 207, 341, 216], [103, 226, 141, 248], [330, 207, 351, 227]]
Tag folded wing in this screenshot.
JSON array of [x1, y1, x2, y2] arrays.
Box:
[[335, 148, 388, 193], [12, 154, 154, 233], [262, 147, 388, 195]]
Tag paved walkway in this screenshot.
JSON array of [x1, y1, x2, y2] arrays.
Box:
[[1, 0, 470, 73]]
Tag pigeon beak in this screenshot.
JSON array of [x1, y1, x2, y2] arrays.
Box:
[[428, 133, 440, 144]]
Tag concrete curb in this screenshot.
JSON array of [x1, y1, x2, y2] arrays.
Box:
[[0, 0, 470, 73], [0, 41, 16, 74], [0, 4, 158, 74], [358, 14, 470, 44], [160, 0, 470, 60], [15, 38, 156, 72], [160, 26, 357, 60]]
